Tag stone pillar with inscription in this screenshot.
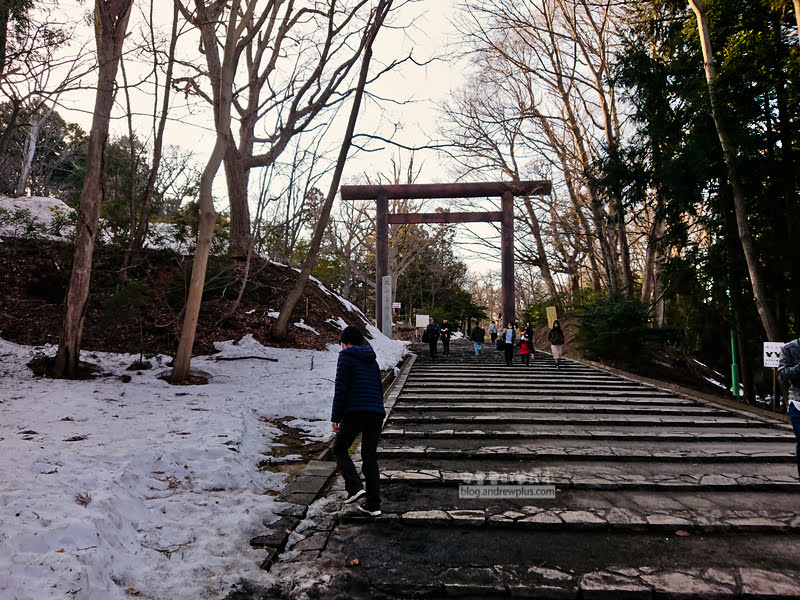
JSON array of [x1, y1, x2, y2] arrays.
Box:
[[381, 276, 393, 338]]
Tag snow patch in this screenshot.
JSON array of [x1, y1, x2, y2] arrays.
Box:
[[0, 332, 404, 599], [294, 319, 320, 335]]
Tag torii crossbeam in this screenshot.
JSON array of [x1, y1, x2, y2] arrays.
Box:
[[340, 180, 552, 337]]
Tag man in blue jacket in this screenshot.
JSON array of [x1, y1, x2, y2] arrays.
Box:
[[778, 337, 800, 479], [331, 325, 385, 515]]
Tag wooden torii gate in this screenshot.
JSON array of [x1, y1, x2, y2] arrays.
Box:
[[340, 180, 552, 337]]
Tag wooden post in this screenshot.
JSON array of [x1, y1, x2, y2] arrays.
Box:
[[773, 367, 777, 412], [501, 190, 515, 325], [375, 192, 389, 332]]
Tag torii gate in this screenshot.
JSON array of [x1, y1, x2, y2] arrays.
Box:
[[340, 180, 552, 337]]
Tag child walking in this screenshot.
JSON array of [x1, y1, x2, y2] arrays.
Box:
[[520, 334, 532, 366]]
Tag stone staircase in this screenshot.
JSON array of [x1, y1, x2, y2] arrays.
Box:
[[286, 338, 800, 598]]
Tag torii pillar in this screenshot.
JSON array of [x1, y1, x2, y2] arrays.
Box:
[[340, 180, 552, 337]]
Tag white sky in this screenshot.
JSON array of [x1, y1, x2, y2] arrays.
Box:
[[44, 0, 502, 273]]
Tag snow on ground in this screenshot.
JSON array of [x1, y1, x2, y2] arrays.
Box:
[[0, 332, 405, 600], [0, 196, 74, 241]]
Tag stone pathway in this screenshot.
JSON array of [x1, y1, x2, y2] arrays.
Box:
[[251, 339, 800, 599]]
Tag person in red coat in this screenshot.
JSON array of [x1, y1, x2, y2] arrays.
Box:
[[519, 334, 532, 366]]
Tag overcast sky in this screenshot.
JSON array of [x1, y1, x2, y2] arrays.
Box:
[[47, 0, 500, 272]]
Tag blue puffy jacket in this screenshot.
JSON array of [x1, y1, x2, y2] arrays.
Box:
[[331, 345, 385, 422], [778, 338, 800, 408]]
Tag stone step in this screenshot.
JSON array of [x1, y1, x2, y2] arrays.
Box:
[[397, 393, 696, 404], [341, 504, 800, 535], [391, 402, 724, 416], [377, 486, 800, 520], [382, 424, 793, 441], [376, 443, 796, 463], [399, 388, 677, 399], [379, 463, 800, 491], [410, 370, 638, 380], [320, 523, 800, 599], [387, 413, 764, 427], [407, 371, 630, 381]]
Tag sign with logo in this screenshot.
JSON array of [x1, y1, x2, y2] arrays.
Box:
[[392, 302, 401, 309], [763, 342, 785, 368]]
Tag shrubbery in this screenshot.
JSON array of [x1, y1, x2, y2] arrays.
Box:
[[575, 293, 661, 361]]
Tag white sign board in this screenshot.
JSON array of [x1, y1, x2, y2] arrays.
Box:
[[392, 302, 401, 309], [415, 314, 429, 329], [764, 341, 785, 368]]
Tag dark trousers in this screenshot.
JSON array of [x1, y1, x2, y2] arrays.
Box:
[[334, 412, 383, 508], [428, 340, 438, 358], [491, 333, 497, 344], [504, 344, 514, 365], [521, 352, 530, 366], [790, 403, 800, 479], [442, 338, 450, 355]]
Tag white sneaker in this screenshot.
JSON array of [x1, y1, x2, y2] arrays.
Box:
[[343, 489, 366, 504]]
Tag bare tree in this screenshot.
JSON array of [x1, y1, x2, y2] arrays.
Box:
[[451, 0, 639, 296], [176, 0, 407, 258], [272, 0, 394, 340], [123, 0, 181, 269], [170, 0, 260, 383], [54, 0, 134, 377], [0, 4, 89, 195]]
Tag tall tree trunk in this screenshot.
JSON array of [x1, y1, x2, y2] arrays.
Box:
[[15, 111, 42, 196], [272, 0, 392, 341], [520, 194, 558, 298], [54, 0, 133, 377], [688, 0, 780, 342], [124, 0, 180, 269], [170, 0, 245, 383], [224, 138, 252, 257], [641, 216, 666, 305], [0, 4, 10, 77]]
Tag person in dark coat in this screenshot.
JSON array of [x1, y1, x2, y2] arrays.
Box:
[[548, 319, 565, 368], [470, 322, 485, 355], [777, 337, 800, 479], [331, 325, 385, 516], [440, 318, 452, 356], [424, 318, 440, 360]]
